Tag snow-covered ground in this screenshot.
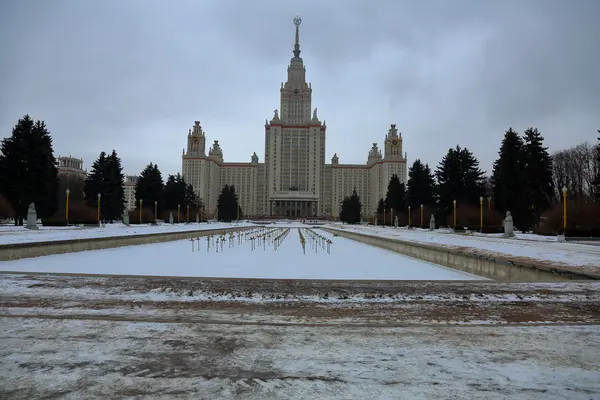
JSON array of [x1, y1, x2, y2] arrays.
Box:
[[0, 227, 483, 280], [0, 221, 255, 245], [327, 224, 600, 271], [1, 267, 598, 398], [1, 318, 598, 399]]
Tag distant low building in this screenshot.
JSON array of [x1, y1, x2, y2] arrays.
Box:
[[124, 175, 138, 211], [57, 156, 87, 180]]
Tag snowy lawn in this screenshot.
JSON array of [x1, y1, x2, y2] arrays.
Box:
[[327, 225, 600, 270], [0, 227, 483, 280], [0, 221, 255, 245]]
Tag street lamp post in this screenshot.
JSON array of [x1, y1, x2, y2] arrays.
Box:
[[479, 196, 484, 232], [383, 208, 386, 225], [65, 188, 70, 224], [154, 201, 157, 222], [187, 204, 190, 223], [562, 187, 567, 233], [420, 204, 423, 228], [391, 208, 394, 227], [139, 199, 143, 224], [453, 200, 457, 229], [408, 206, 411, 227], [97, 193, 101, 224], [177, 204, 181, 223]]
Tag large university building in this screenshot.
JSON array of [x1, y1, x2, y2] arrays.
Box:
[[182, 17, 407, 218]]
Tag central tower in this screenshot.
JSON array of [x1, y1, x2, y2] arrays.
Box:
[[280, 16, 312, 123], [263, 16, 327, 217]]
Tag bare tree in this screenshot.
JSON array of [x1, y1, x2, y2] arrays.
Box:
[[552, 150, 569, 200], [552, 141, 596, 201], [593, 131, 600, 201]]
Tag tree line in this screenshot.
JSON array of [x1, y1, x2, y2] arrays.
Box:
[[0, 115, 205, 225], [340, 127, 600, 235], [1, 114, 598, 233], [129, 162, 202, 223]]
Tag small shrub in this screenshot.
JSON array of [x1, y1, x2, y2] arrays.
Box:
[[129, 208, 154, 224], [480, 225, 504, 234], [445, 204, 503, 230], [41, 218, 68, 227], [0, 194, 14, 219], [407, 205, 434, 228], [538, 202, 600, 236], [42, 202, 98, 226], [375, 211, 408, 226], [162, 209, 187, 223]]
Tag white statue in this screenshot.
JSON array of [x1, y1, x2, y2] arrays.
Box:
[[503, 211, 514, 238], [26, 202, 38, 230]]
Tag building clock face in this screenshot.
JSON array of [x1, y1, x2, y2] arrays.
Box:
[[391, 139, 399, 146], [293, 89, 299, 94]]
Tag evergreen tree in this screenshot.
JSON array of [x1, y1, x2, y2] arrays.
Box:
[[185, 183, 203, 214], [384, 174, 406, 213], [84, 151, 107, 210], [376, 198, 385, 213], [217, 184, 239, 222], [163, 174, 203, 220], [163, 173, 187, 211], [340, 188, 362, 224], [460, 147, 487, 203], [135, 163, 164, 215], [435, 146, 486, 216], [491, 128, 527, 225], [0, 115, 59, 225], [523, 128, 555, 227], [406, 159, 436, 208], [103, 150, 125, 221], [84, 151, 125, 222]]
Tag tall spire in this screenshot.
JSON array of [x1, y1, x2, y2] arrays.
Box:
[[293, 15, 302, 58]]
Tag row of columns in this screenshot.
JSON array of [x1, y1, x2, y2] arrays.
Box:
[[270, 200, 316, 217]]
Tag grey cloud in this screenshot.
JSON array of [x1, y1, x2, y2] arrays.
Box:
[[1, 0, 598, 177]]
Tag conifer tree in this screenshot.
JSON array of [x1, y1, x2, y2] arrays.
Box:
[[435, 146, 486, 216], [163, 173, 187, 211], [217, 184, 239, 222], [384, 174, 406, 213], [104, 150, 125, 221], [0, 115, 59, 224], [135, 163, 164, 215], [406, 159, 436, 208], [185, 183, 202, 213], [491, 128, 527, 225], [340, 188, 362, 224], [523, 128, 554, 227], [84, 151, 107, 209], [376, 198, 385, 213]]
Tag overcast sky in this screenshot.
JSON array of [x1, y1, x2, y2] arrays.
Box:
[[1, 0, 598, 177]]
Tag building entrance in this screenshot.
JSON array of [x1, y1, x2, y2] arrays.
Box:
[[270, 200, 316, 218]]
